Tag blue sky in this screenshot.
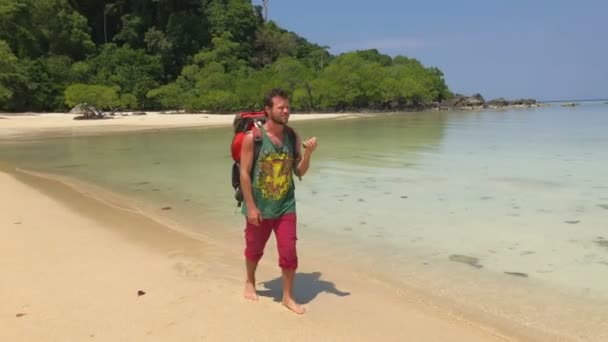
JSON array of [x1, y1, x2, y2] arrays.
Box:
[[255, 0, 607, 101]]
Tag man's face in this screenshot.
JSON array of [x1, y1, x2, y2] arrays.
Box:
[[266, 96, 290, 125]]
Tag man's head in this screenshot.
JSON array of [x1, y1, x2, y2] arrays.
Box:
[[263, 88, 290, 125]]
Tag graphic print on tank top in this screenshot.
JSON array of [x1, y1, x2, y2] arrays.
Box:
[[256, 150, 293, 201]]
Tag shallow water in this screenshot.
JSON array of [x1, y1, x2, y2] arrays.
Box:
[[2, 102, 608, 336]]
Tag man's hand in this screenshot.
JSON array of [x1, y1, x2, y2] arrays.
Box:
[[302, 137, 318, 156], [247, 206, 263, 226]]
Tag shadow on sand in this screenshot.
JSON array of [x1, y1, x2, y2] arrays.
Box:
[[257, 271, 350, 304]]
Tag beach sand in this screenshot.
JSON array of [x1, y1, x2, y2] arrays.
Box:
[[0, 168, 513, 341], [0, 112, 362, 140]]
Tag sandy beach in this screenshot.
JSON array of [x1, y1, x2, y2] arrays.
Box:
[[0, 111, 361, 140], [0, 112, 519, 341]]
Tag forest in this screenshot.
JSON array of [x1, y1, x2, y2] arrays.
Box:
[[0, 0, 453, 113]]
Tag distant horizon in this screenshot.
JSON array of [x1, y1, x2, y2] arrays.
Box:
[[537, 98, 608, 103]]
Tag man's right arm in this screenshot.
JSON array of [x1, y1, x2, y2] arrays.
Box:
[[239, 133, 259, 221]]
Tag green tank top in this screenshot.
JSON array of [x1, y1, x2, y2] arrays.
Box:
[[241, 126, 297, 218]]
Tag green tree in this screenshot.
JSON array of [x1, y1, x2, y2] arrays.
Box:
[[113, 14, 144, 48], [88, 44, 163, 108], [0, 40, 18, 108], [64, 84, 120, 110]]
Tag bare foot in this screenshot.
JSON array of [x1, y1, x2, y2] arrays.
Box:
[[282, 298, 305, 314], [244, 281, 258, 301]]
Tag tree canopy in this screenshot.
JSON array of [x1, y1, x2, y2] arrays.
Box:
[[0, 0, 452, 112]]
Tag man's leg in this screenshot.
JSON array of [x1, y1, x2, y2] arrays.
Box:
[[274, 213, 305, 314], [244, 218, 273, 301]]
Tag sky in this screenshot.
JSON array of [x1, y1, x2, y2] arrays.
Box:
[[254, 0, 607, 101]]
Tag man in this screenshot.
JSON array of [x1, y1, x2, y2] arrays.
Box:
[[239, 88, 318, 314]]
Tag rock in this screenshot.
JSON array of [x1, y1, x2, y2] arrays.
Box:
[[486, 98, 510, 107], [69, 104, 88, 114], [137, 290, 146, 296], [561, 102, 578, 107], [504, 272, 528, 278], [161, 206, 172, 210], [449, 254, 483, 268], [594, 239, 608, 248], [564, 220, 580, 224], [72, 104, 115, 120], [16, 313, 26, 317], [132, 112, 147, 116], [448, 93, 486, 108]]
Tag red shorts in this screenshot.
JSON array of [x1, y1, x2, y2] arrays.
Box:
[[244, 212, 298, 269]]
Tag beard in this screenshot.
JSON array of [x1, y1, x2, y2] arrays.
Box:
[[269, 113, 288, 125]]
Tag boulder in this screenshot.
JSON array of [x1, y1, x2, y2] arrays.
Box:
[[69, 104, 88, 114]]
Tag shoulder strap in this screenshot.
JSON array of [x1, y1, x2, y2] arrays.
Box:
[[285, 126, 302, 180], [251, 126, 263, 177], [285, 126, 299, 158]]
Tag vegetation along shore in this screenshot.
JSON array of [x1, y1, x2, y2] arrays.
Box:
[[0, 0, 544, 116]]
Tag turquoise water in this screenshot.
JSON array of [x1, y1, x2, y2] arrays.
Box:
[[2, 101, 608, 335]]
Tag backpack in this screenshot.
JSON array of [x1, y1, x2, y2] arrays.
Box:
[[230, 111, 301, 207]]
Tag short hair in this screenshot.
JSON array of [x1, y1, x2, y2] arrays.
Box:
[[263, 88, 290, 110]]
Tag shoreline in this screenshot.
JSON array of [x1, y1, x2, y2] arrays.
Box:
[[0, 166, 513, 341], [0, 111, 367, 141]]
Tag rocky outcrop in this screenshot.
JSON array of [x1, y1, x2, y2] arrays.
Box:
[[72, 104, 115, 120], [438, 94, 546, 111], [440, 93, 485, 109]]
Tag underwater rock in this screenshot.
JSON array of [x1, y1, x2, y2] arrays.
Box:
[[161, 206, 172, 211], [564, 220, 580, 224], [400, 195, 408, 199], [594, 238, 608, 248], [504, 272, 528, 278], [597, 204, 608, 210], [449, 254, 483, 268], [137, 290, 146, 296]]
